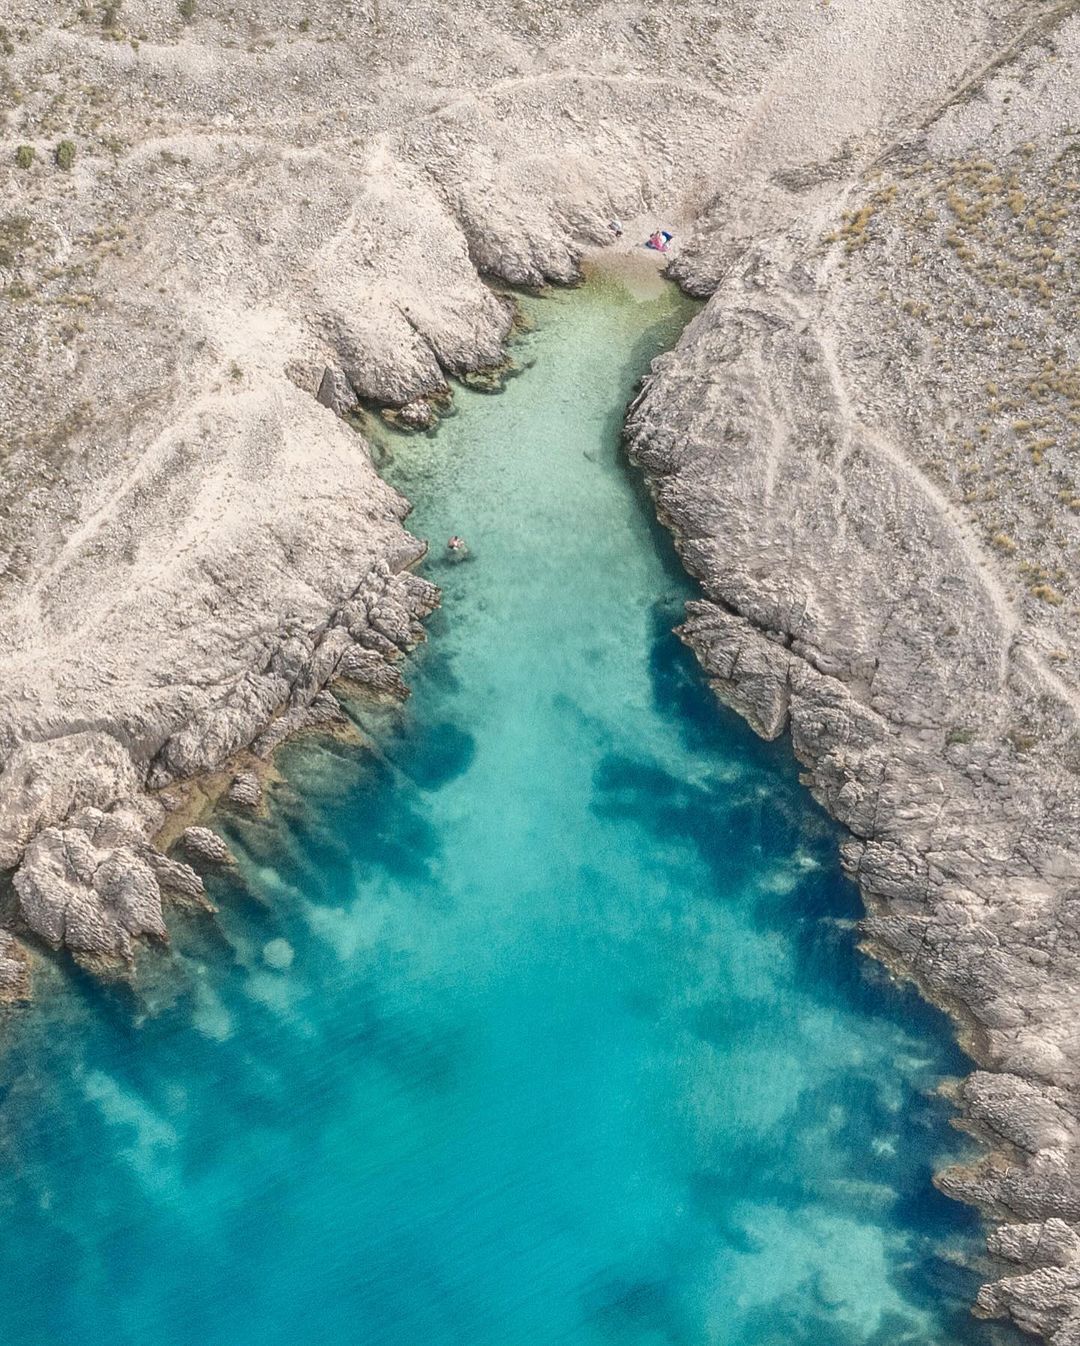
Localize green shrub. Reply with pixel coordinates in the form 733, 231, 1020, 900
178, 0, 196, 20
55, 139, 76, 171
0, 212, 31, 268
14, 144, 34, 169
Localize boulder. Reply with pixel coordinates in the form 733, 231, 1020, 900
180, 826, 234, 866
227, 771, 263, 809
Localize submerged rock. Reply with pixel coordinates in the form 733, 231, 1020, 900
261, 938, 295, 971
393, 399, 436, 430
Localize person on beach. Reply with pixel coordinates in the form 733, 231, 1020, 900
645, 229, 673, 252
608, 218, 623, 238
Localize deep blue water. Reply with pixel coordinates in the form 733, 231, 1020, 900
0, 272, 1015, 1346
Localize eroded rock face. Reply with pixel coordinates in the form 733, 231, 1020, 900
13, 807, 204, 963
977, 1259, 1080, 1345
0, 735, 142, 872
0, 932, 32, 1003
677, 603, 794, 741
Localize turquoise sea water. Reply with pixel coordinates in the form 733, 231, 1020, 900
0, 272, 1016, 1346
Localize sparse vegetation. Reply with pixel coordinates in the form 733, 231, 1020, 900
837, 144, 1080, 629
54, 139, 76, 171
0, 214, 32, 269
14, 145, 34, 169
825, 184, 898, 253
178, 0, 196, 21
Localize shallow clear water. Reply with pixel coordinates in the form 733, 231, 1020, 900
0, 272, 1015, 1346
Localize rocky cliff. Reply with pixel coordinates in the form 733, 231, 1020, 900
627, 9, 1080, 1340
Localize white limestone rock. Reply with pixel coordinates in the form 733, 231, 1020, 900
13, 808, 205, 963
227, 772, 263, 810
180, 827, 234, 867
0, 734, 142, 871
625, 17, 1080, 1334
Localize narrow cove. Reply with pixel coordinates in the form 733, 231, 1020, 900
0, 270, 1018, 1346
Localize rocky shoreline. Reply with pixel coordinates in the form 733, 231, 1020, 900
4, 0, 1080, 1339
0, 545, 439, 984
623, 16, 1080, 1333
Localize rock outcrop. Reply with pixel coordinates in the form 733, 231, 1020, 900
226, 772, 263, 810
13, 805, 204, 967
0, 734, 143, 872
0, 551, 439, 969
179, 826, 234, 867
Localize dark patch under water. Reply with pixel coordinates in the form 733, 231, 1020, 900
0, 275, 1021, 1346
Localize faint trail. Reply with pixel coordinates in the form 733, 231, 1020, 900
870, 0, 1080, 169
779, 287, 1080, 724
